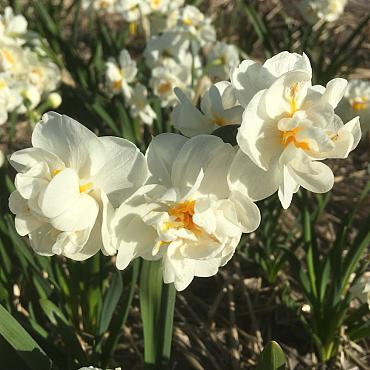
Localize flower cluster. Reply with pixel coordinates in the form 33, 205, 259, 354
0, 7, 61, 126
103, 2, 239, 125
9, 52, 362, 291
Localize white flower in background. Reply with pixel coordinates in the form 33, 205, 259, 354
350, 272, 370, 310
82, 0, 118, 13
300, 0, 348, 23
17, 84, 41, 113
173, 81, 243, 137
174, 5, 216, 48
150, 60, 192, 107
0, 72, 22, 124
228, 52, 361, 209
0, 7, 28, 45
129, 83, 157, 125
118, 0, 151, 22
27, 52, 61, 95
144, 31, 189, 69
0, 43, 27, 74
207, 42, 240, 81
9, 112, 148, 260
102, 134, 260, 291
337, 79, 370, 134
105, 49, 137, 98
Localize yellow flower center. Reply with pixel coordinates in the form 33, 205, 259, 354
51, 169, 93, 193
79, 182, 93, 193
165, 200, 202, 235
129, 22, 137, 36
213, 115, 227, 126
158, 81, 172, 95
351, 97, 368, 111
99, 0, 110, 9
113, 79, 122, 91
151, 0, 161, 9
0, 80, 6, 89
2, 48, 15, 65
183, 17, 193, 26
288, 82, 300, 116
281, 127, 310, 151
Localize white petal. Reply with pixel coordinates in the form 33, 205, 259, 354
172, 88, 213, 137
146, 133, 187, 187
230, 59, 274, 107
40, 168, 80, 218
171, 135, 230, 197
263, 51, 312, 77
93, 136, 148, 207
229, 190, 261, 232
9, 147, 63, 173
116, 216, 158, 270
50, 194, 98, 232
29, 224, 57, 256
278, 165, 299, 209
321, 78, 347, 109
32, 112, 104, 178
237, 90, 282, 170
228, 150, 280, 201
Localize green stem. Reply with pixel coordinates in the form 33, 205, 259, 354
140, 260, 176, 369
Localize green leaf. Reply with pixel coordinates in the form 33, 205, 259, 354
97, 270, 123, 336
257, 341, 286, 370
0, 304, 52, 370
140, 259, 164, 366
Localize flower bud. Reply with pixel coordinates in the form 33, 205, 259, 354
48, 92, 62, 108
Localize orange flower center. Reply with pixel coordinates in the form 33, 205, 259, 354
166, 200, 202, 235
158, 81, 172, 95
281, 127, 310, 151
351, 98, 368, 111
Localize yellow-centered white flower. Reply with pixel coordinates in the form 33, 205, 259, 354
228, 51, 361, 209
337, 79, 370, 134
300, 0, 348, 23
128, 83, 157, 125
105, 49, 137, 98
207, 41, 240, 81
173, 81, 243, 137
9, 112, 148, 260
102, 134, 260, 291
0, 7, 28, 45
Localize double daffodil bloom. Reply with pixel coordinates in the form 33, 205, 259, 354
228, 52, 361, 208
9, 112, 148, 260
102, 134, 260, 290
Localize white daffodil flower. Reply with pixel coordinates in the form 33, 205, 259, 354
228, 56, 361, 209
207, 42, 240, 81
102, 134, 260, 291
150, 60, 192, 107
82, 0, 118, 13
9, 112, 148, 260
173, 81, 243, 137
0, 43, 27, 74
300, 0, 348, 23
337, 79, 370, 134
105, 49, 137, 98
0, 7, 28, 45
0, 72, 22, 124
144, 31, 189, 69
173, 5, 216, 49
230, 51, 312, 108
118, 0, 151, 22
128, 83, 157, 125
27, 51, 61, 95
